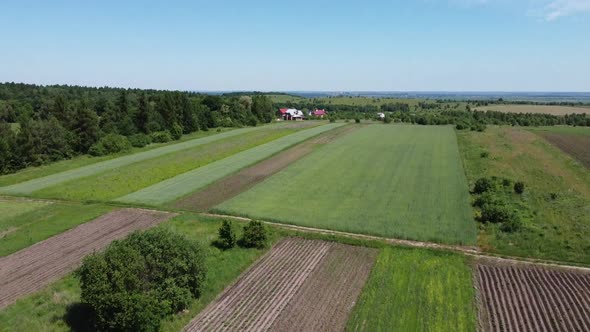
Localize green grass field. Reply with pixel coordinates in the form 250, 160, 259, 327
346, 247, 476, 332
0, 199, 49, 224
116, 123, 344, 206
457, 126, 590, 264
217, 124, 476, 245
0, 202, 113, 257
33, 127, 301, 201
0, 215, 279, 332
0, 126, 271, 196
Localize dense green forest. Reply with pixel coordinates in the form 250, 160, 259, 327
0, 83, 274, 174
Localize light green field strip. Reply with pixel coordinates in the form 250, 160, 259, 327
217, 125, 476, 245
0, 126, 269, 196
116, 123, 344, 206
346, 247, 476, 331
0, 200, 49, 225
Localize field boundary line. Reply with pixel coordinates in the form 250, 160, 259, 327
201, 213, 590, 272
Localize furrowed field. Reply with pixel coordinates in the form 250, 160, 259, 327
347, 247, 476, 332
217, 124, 476, 245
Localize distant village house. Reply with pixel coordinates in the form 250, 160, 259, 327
279, 108, 305, 121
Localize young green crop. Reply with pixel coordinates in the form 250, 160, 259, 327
217, 124, 476, 245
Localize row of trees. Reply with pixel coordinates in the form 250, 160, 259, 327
0, 83, 274, 174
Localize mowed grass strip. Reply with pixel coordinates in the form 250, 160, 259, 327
0, 202, 113, 257
0, 199, 49, 224
34, 127, 300, 201
116, 123, 344, 206
346, 247, 476, 332
217, 125, 476, 245
0, 126, 268, 195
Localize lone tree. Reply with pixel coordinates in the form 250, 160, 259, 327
77, 228, 207, 332
240, 220, 268, 249
514, 181, 525, 194
217, 220, 237, 249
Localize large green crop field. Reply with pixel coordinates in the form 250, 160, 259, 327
116, 123, 344, 206
217, 124, 476, 244
346, 247, 476, 332
32, 127, 301, 201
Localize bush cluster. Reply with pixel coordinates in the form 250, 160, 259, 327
470, 176, 527, 233
77, 228, 207, 331
88, 134, 131, 156
216, 220, 268, 250
150, 130, 172, 143
128, 133, 152, 148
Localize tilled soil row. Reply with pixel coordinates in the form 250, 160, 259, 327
173, 124, 361, 212
269, 243, 377, 332
476, 258, 590, 332
0, 208, 174, 309
540, 133, 590, 169
185, 238, 376, 332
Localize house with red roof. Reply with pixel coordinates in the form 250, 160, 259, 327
312, 109, 327, 118
278, 108, 304, 121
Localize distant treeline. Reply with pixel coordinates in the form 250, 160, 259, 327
0, 83, 274, 174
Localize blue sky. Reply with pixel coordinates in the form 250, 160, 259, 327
0, 0, 588, 91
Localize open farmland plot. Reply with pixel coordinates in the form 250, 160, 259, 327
0, 125, 274, 196
173, 124, 362, 212
117, 123, 344, 206
473, 104, 590, 115
532, 128, 590, 169
218, 125, 476, 245
185, 238, 376, 332
0, 208, 174, 309
476, 259, 590, 332
347, 247, 476, 332
33, 125, 306, 201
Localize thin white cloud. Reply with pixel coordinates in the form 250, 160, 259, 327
542, 0, 590, 20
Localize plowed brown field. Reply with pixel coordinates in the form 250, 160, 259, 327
476, 259, 590, 332
0, 208, 174, 309
541, 133, 590, 169
184, 238, 376, 332
173, 125, 361, 212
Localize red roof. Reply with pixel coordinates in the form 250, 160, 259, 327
279, 108, 288, 114
313, 109, 327, 116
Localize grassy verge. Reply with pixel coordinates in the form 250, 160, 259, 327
346, 247, 476, 332
0, 202, 113, 257
0, 215, 281, 331
116, 123, 344, 206
457, 126, 590, 264
0, 128, 238, 188
35, 128, 299, 201
217, 125, 476, 245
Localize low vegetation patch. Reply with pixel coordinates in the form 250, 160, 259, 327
77, 228, 207, 331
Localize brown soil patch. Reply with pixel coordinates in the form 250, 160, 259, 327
269, 244, 376, 332
184, 238, 376, 332
173, 124, 361, 212
0, 208, 175, 309
541, 133, 590, 169
475, 258, 590, 332
474, 105, 590, 116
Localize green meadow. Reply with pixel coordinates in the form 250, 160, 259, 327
217, 124, 476, 245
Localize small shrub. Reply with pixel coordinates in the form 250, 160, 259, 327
88, 134, 131, 156
473, 192, 497, 208
500, 215, 522, 233
514, 181, 525, 194
473, 177, 493, 194
151, 131, 172, 143
344, 119, 350, 123
502, 178, 512, 188
216, 220, 236, 249
480, 151, 489, 158
240, 220, 267, 249
455, 123, 467, 130
77, 228, 206, 331
383, 115, 392, 124
550, 192, 558, 200
329, 118, 336, 123
170, 123, 183, 140
355, 118, 361, 123
128, 133, 151, 148
480, 202, 513, 224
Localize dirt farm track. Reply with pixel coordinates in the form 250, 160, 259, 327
0, 208, 174, 309
185, 238, 376, 332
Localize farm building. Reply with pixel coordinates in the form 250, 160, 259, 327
308, 109, 327, 118
279, 108, 305, 121
377, 112, 385, 119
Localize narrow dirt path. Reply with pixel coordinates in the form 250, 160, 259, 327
201, 212, 590, 272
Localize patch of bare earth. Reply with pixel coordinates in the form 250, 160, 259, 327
474, 105, 590, 116
173, 125, 361, 212
475, 258, 590, 332
541, 133, 590, 169
184, 238, 376, 332
0, 208, 175, 309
